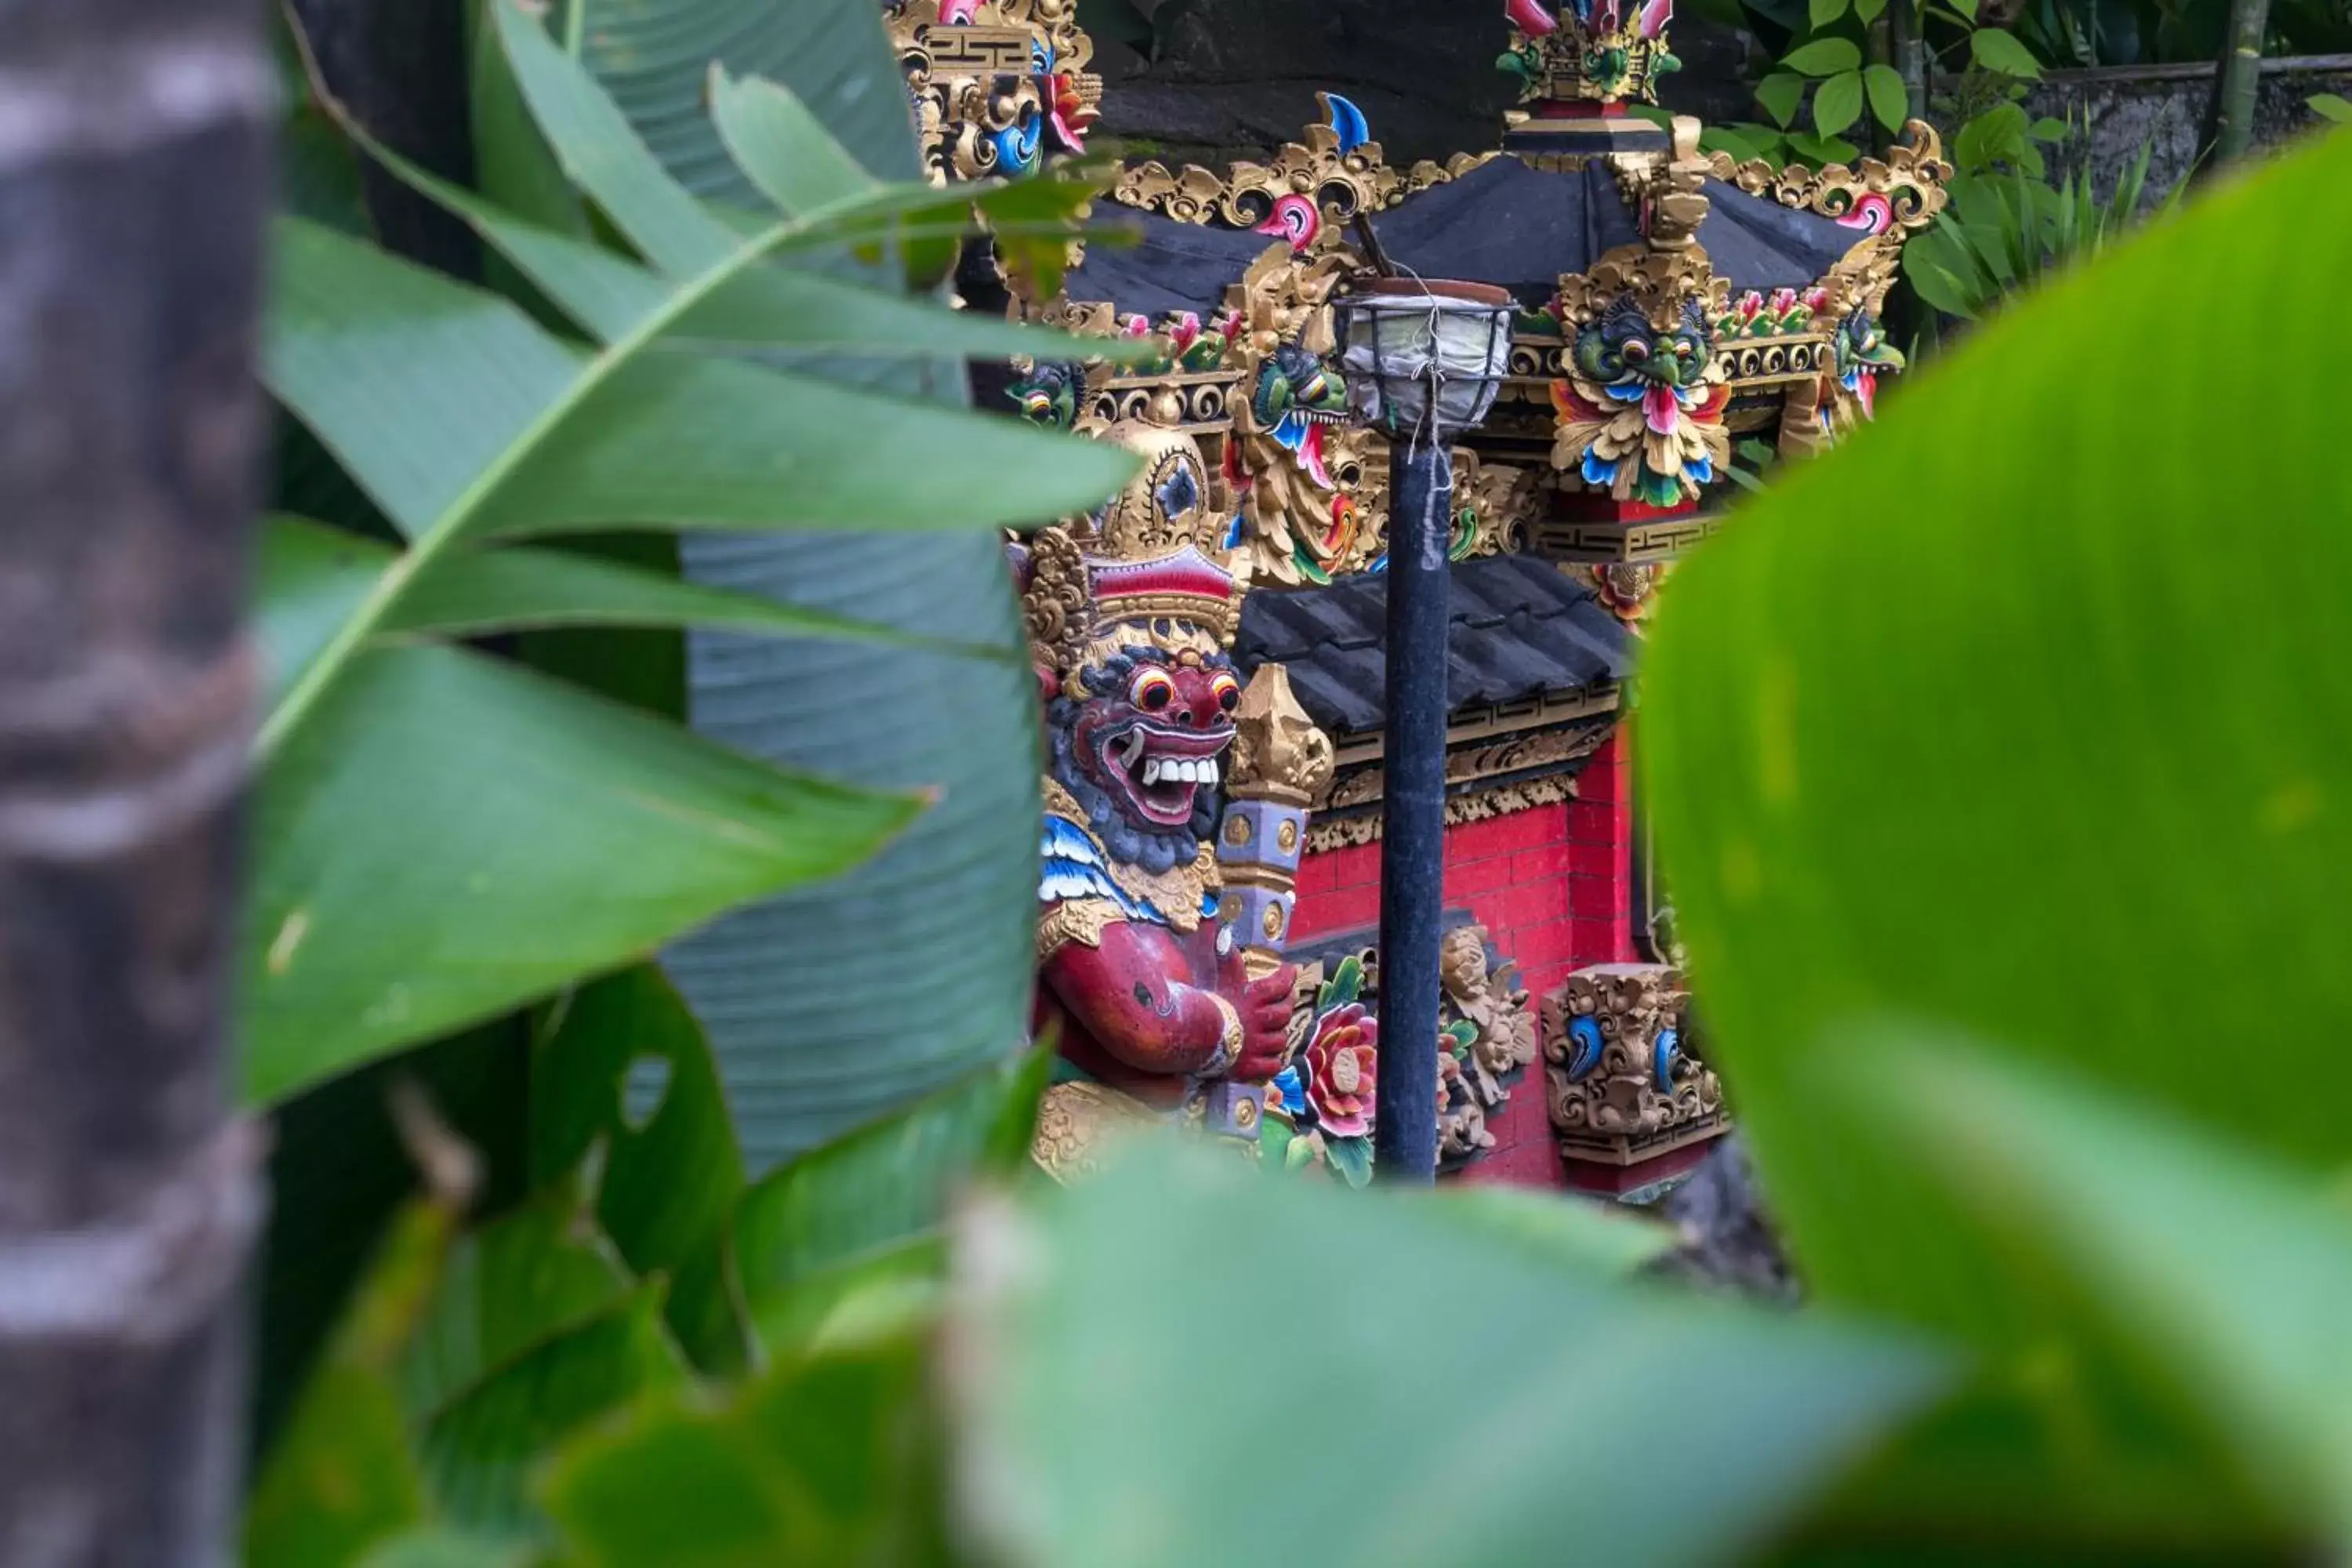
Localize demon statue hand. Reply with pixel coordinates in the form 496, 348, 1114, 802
1018, 421, 1303, 1180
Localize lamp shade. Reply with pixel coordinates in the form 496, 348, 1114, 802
1333, 279, 1516, 440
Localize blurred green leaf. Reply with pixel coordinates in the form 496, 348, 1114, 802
1970, 26, 2046, 75
1421, 1183, 1680, 1275
1874, 1043, 2352, 1540
2312, 92, 2352, 123
1856, 0, 1889, 22
354, 1529, 528, 1568
1811, 0, 1853, 25
1641, 123, 2352, 1537
530, 966, 752, 1369
1815, 69, 1866, 135
264, 219, 1135, 550
955, 1142, 1949, 1568
1784, 37, 1864, 74
241, 644, 920, 1102
729, 1051, 1046, 1354
260, 517, 940, 709
419, 1287, 690, 1534
397, 1181, 634, 1425
248, 1205, 456, 1568
706, 65, 875, 216
602, 0, 1056, 1172
543, 1335, 952, 1566
1788, 129, 1863, 163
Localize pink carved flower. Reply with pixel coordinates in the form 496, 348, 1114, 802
1730, 290, 1764, 325
1802, 286, 1832, 316
1165, 311, 1203, 354
1305, 1004, 1380, 1139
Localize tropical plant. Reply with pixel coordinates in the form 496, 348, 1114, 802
1903, 136, 2183, 317
246, 0, 1136, 1466
244, 9, 2352, 1551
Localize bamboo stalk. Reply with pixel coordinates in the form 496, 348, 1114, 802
0, 1, 272, 1562
2209, 0, 2274, 165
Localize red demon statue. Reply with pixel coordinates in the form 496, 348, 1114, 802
1016, 422, 1302, 1177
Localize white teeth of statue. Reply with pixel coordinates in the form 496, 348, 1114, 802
1142, 760, 1162, 785
1204, 761, 1220, 785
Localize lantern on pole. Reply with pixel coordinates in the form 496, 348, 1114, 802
1329, 276, 1516, 1184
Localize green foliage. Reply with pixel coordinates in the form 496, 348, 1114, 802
249, 0, 1134, 1105
250, 5, 2352, 1568
952, 1146, 1949, 1568
2313, 92, 2352, 123
568, 0, 1076, 1172
1641, 126, 2352, 1548
1905, 141, 2177, 319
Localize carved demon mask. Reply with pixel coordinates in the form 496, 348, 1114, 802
1021, 423, 1243, 875
1574, 293, 1714, 392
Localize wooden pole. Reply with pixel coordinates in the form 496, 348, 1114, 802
0, 1, 271, 1562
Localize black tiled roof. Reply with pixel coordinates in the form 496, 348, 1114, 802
1235, 554, 1628, 735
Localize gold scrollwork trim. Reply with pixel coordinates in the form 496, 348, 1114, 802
1305, 772, 1584, 855
1703, 120, 1952, 235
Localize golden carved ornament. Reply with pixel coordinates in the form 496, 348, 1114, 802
1541, 964, 1726, 1163
1029, 1079, 1156, 1184
1093, 420, 1227, 557
1305, 773, 1582, 853
1559, 238, 1730, 337
1224, 242, 1384, 586
1443, 924, 1537, 1098
1226, 664, 1337, 809
1109, 94, 1489, 245
1020, 524, 1090, 676
1704, 120, 1952, 236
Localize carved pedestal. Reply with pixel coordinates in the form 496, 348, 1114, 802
1542, 964, 1727, 1200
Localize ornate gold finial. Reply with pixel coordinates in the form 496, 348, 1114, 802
1227, 664, 1337, 809
1217, 665, 1334, 979
1648, 114, 1714, 249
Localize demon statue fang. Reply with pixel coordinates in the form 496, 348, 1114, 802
1020, 422, 1302, 1181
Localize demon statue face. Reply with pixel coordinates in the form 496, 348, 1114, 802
1825, 303, 1902, 426
1552, 274, 1730, 508
1018, 422, 1301, 1176
1228, 244, 1377, 585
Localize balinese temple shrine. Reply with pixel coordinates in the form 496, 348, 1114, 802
885, 0, 1947, 1199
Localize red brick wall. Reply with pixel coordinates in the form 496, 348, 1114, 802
1290, 727, 1638, 993
1288, 727, 1639, 1189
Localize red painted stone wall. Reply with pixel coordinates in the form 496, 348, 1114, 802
1288, 727, 1641, 1185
